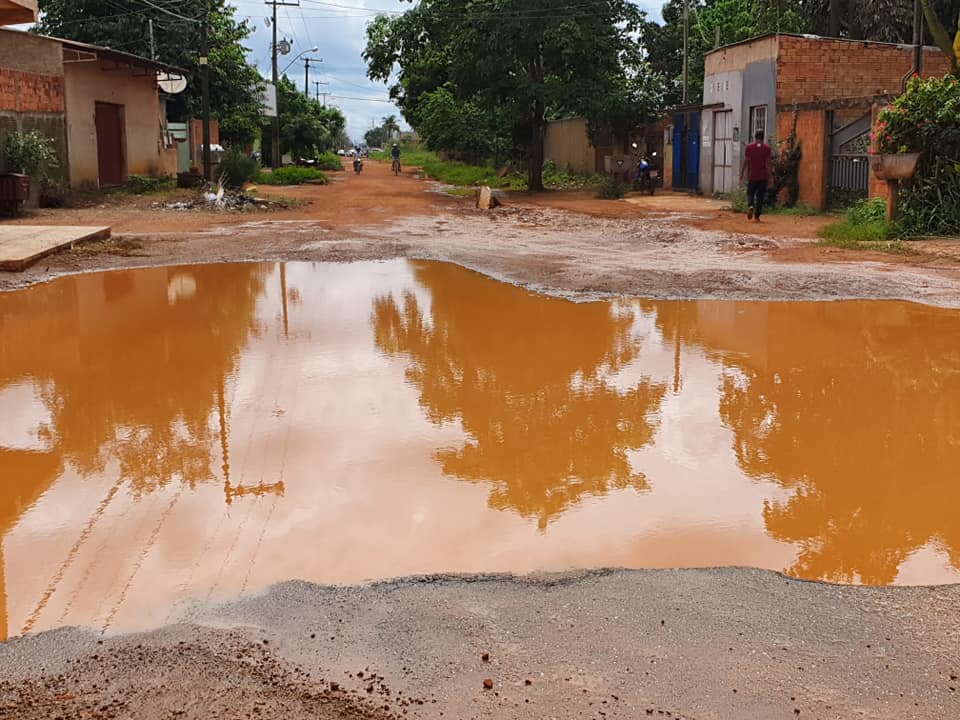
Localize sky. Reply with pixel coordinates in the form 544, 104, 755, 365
229, 0, 665, 144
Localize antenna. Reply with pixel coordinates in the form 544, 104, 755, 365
157, 72, 188, 94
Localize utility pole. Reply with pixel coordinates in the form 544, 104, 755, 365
911, 0, 924, 78
682, 0, 689, 104
266, 0, 299, 167
313, 80, 329, 104
200, 2, 211, 180
303, 57, 318, 97
148, 18, 156, 60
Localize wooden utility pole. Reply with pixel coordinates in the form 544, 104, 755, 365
200, 3, 211, 180
682, 0, 689, 104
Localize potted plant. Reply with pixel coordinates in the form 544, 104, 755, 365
868, 113, 919, 180
1, 130, 59, 211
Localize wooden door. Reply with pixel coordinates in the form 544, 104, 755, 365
94, 102, 126, 187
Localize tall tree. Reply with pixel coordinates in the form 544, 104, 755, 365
268, 76, 346, 158
35, 0, 265, 144
364, 0, 664, 190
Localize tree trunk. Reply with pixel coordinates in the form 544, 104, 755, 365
919, 0, 960, 75
828, 0, 840, 38
528, 116, 545, 192
527, 52, 546, 192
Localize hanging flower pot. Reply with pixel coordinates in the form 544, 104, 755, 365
868, 152, 920, 180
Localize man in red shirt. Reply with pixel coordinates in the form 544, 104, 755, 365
740, 130, 773, 221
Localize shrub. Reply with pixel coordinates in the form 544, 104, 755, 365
874, 75, 960, 236
254, 166, 328, 185
125, 174, 175, 193
596, 176, 627, 199
314, 152, 344, 171
2, 130, 58, 177
846, 197, 887, 225
220, 146, 260, 188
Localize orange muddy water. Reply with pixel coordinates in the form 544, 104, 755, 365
2, 259, 960, 640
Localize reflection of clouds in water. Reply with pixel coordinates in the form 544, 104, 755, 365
166, 273, 197, 305
0, 381, 54, 452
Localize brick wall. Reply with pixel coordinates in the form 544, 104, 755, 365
776, 36, 952, 107
778, 109, 829, 210
0, 68, 64, 113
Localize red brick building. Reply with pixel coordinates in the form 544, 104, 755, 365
697, 34, 952, 208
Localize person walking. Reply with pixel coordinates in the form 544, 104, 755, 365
740, 130, 773, 221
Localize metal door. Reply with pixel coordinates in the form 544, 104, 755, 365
712, 110, 735, 194
686, 111, 700, 190
672, 115, 684, 189
95, 102, 126, 187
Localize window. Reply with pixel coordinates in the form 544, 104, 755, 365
750, 106, 767, 139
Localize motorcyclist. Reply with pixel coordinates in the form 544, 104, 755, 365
352, 146, 363, 173
390, 143, 401, 174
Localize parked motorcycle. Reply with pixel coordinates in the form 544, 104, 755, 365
631, 148, 658, 195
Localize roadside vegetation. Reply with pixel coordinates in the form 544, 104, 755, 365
371, 144, 601, 191
818, 198, 915, 253
254, 167, 328, 186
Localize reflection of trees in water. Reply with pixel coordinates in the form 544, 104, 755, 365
372, 261, 667, 529
711, 302, 960, 584
0, 263, 267, 501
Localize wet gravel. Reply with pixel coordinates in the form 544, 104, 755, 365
2, 569, 958, 719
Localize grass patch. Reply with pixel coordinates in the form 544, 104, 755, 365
254, 167, 328, 185
372, 144, 597, 190
818, 198, 917, 254
727, 186, 818, 215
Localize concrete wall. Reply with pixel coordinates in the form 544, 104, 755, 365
0, 29, 67, 178
63, 60, 173, 188
700, 57, 776, 195
544, 117, 596, 175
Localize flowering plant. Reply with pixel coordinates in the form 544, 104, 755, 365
872, 75, 960, 156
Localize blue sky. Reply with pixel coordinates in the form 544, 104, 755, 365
230, 0, 665, 143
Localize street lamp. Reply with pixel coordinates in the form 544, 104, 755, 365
280, 47, 319, 75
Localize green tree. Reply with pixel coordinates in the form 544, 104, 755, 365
364, 126, 387, 148
364, 0, 664, 190
269, 76, 346, 158
36, 0, 264, 145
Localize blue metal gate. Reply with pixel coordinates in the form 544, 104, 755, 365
672, 112, 701, 191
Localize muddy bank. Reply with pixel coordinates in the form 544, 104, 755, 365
1, 568, 958, 720
3, 204, 960, 307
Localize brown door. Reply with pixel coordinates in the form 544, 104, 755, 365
94, 102, 126, 187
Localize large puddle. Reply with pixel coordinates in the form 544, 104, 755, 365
2, 259, 959, 639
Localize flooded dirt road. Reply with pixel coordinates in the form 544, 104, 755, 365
3, 259, 960, 644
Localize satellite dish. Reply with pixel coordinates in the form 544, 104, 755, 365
157, 73, 188, 94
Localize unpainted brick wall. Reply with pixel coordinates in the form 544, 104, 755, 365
0, 68, 64, 113
776, 37, 953, 107
778, 109, 828, 210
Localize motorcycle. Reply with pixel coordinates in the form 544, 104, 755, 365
353, 156, 363, 174
630, 144, 658, 195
